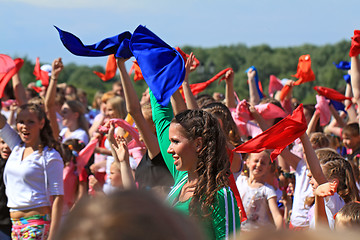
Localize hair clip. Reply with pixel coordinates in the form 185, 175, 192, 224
72, 150, 79, 157
68, 144, 73, 151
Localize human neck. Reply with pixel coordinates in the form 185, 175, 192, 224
25, 140, 41, 151
248, 174, 265, 184
67, 121, 79, 132
187, 171, 199, 183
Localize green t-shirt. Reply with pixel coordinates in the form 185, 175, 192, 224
150, 92, 240, 239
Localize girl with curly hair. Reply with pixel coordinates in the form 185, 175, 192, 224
150, 91, 240, 240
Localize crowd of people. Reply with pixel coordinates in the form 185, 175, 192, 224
1, 28, 360, 240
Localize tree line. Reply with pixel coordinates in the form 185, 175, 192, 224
14, 39, 351, 104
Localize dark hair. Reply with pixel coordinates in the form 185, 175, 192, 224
17, 103, 59, 153
172, 109, 230, 217
195, 94, 216, 108
202, 102, 243, 147
343, 123, 359, 137
61, 139, 86, 166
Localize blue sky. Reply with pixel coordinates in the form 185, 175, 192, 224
1, 0, 359, 67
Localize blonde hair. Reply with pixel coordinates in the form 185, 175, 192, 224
107, 96, 127, 119
101, 91, 116, 103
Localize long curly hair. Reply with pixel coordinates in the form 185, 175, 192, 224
172, 109, 231, 217
17, 103, 60, 153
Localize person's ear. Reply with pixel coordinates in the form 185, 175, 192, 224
195, 137, 203, 153
40, 118, 45, 130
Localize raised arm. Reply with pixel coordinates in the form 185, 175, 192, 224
306, 110, 320, 135
300, 133, 327, 185
170, 89, 187, 116
248, 69, 260, 105
351, 56, 360, 116
344, 80, 357, 123
111, 132, 136, 189
117, 58, 160, 159
181, 53, 198, 110
12, 73, 27, 106
45, 58, 63, 139
313, 180, 338, 228
329, 104, 346, 128
150, 91, 178, 178
225, 69, 237, 109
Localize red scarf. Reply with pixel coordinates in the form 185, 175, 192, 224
33, 57, 50, 87
0, 56, 24, 98
93, 54, 117, 81
233, 104, 307, 161
179, 68, 232, 97
280, 55, 315, 101
350, 30, 360, 57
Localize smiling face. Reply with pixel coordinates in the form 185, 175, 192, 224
342, 133, 360, 150
16, 109, 44, 148
0, 138, 11, 160
246, 152, 271, 179
167, 123, 198, 172
105, 101, 116, 119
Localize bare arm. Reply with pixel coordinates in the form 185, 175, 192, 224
112, 133, 136, 189
313, 180, 338, 228
45, 58, 63, 140
181, 52, 199, 110
88, 114, 106, 138
306, 110, 320, 135
48, 195, 63, 240
300, 133, 327, 185
268, 196, 283, 229
248, 69, 260, 105
117, 58, 160, 159
329, 104, 346, 128
12, 73, 27, 106
171, 89, 187, 116
225, 69, 237, 109
249, 105, 270, 131
351, 56, 360, 107
345, 81, 357, 123
323, 117, 342, 137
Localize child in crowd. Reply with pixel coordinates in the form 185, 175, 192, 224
342, 123, 360, 162
236, 151, 283, 231
335, 201, 360, 230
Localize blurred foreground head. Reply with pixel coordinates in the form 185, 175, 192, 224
55, 190, 205, 240
237, 228, 359, 240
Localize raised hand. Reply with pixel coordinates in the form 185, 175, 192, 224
224, 69, 234, 84
112, 136, 129, 164
107, 121, 117, 148
247, 68, 256, 80
184, 52, 196, 83
51, 58, 64, 80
